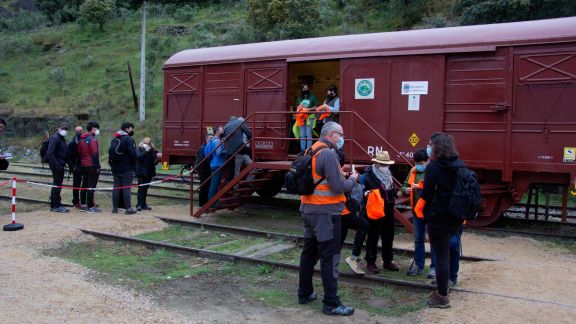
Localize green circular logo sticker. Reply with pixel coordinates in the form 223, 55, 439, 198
357, 80, 373, 97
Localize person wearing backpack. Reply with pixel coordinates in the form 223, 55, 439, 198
46, 124, 70, 213
298, 122, 358, 316
78, 121, 101, 213
414, 132, 467, 309
135, 137, 158, 211
196, 133, 213, 206
67, 126, 83, 208
360, 151, 399, 274
109, 122, 138, 215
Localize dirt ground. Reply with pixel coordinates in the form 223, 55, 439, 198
1, 205, 575, 323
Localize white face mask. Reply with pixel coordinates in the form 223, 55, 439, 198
94, 129, 100, 136
142, 143, 150, 150
58, 129, 68, 137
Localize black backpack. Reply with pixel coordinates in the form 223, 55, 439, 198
447, 166, 482, 221
40, 136, 50, 164
285, 144, 327, 195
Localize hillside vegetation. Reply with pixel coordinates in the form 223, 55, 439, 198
0, 0, 574, 157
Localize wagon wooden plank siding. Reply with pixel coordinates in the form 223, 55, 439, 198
161, 17, 576, 226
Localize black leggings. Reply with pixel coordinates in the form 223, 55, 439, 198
365, 205, 395, 264
428, 222, 460, 296
340, 213, 369, 257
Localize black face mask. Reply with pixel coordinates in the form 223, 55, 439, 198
219, 133, 224, 139
129, 130, 134, 137
302, 90, 310, 97
326, 93, 335, 100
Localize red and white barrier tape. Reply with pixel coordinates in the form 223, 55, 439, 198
11, 178, 17, 224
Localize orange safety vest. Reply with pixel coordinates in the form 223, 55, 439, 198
366, 189, 385, 220
407, 168, 424, 208
295, 105, 310, 127
300, 142, 347, 206
317, 105, 331, 121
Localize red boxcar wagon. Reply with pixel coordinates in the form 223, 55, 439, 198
162, 17, 576, 228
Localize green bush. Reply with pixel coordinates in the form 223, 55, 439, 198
174, 4, 198, 22
79, 0, 116, 29
0, 88, 9, 103
0, 11, 50, 32
48, 66, 66, 92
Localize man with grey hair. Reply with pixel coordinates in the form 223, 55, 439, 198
298, 121, 358, 316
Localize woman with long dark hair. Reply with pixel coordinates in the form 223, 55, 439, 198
415, 132, 465, 308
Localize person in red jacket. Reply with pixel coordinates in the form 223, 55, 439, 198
78, 121, 101, 213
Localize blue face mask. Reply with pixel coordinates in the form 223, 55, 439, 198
426, 145, 432, 157
415, 164, 426, 173
336, 136, 344, 149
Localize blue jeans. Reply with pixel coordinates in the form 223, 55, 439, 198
413, 215, 432, 269
429, 226, 463, 282
208, 167, 223, 200
299, 124, 312, 152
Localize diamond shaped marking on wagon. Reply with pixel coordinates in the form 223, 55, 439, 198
409, 133, 420, 147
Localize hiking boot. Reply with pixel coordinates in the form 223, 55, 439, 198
406, 261, 423, 276
298, 292, 317, 305
383, 261, 400, 272
345, 256, 365, 275
142, 206, 152, 210
125, 208, 137, 215
51, 206, 70, 213
112, 208, 118, 214
87, 207, 102, 213
366, 263, 380, 274
79, 205, 89, 211
322, 304, 354, 316
426, 291, 450, 309
427, 268, 436, 279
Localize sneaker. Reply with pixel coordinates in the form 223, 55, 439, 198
322, 304, 354, 316
383, 261, 400, 272
406, 261, 424, 276
142, 206, 152, 210
112, 208, 118, 214
298, 292, 317, 305
87, 207, 102, 213
427, 268, 436, 279
136, 205, 142, 211
79, 205, 89, 211
426, 291, 450, 309
125, 208, 137, 215
51, 206, 70, 213
366, 263, 380, 274
73, 203, 82, 209
345, 256, 365, 275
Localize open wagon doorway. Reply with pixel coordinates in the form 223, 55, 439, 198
287, 60, 341, 155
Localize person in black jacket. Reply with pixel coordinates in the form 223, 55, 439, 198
46, 124, 70, 213
195, 133, 213, 207
415, 132, 465, 309
135, 137, 158, 211
223, 116, 252, 181
68, 126, 83, 208
109, 122, 138, 214
360, 151, 399, 274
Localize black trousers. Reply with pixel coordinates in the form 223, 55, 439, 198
198, 169, 211, 207
340, 212, 369, 257
365, 205, 395, 264
137, 175, 152, 208
50, 168, 64, 208
298, 213, 341, 307
72, 169, 82, 205
80, 166, 99, 208
113, 171, 134, 210
428, 221, 461, 296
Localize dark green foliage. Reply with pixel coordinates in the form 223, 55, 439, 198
386, 0, 429, 30
34, 0, 84, 24
453, 0, 576, 25
247, 0, 324, 40
79, 0, 115, 29
0, 10, 49, 31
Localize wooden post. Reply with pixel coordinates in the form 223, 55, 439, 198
562, 186, 568, 224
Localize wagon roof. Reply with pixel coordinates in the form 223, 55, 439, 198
164, 17, 576, 68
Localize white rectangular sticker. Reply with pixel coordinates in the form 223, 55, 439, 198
355, 78, 375, 99
408, 95, 420, 111
564, 147, 575, 162
402, 81, 428, 95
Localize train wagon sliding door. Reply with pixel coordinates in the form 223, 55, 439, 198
244, 61, 287, 160
388, 55, 445, 163
444, 49, 511, 174
202, 63, 244, 136
512, 45, 576, 182
340, 58, 391, 163
163, 68, 202, 164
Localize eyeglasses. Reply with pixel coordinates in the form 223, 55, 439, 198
334, 132, 344, 137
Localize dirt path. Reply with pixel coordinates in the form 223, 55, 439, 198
1, 206, 575, 323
